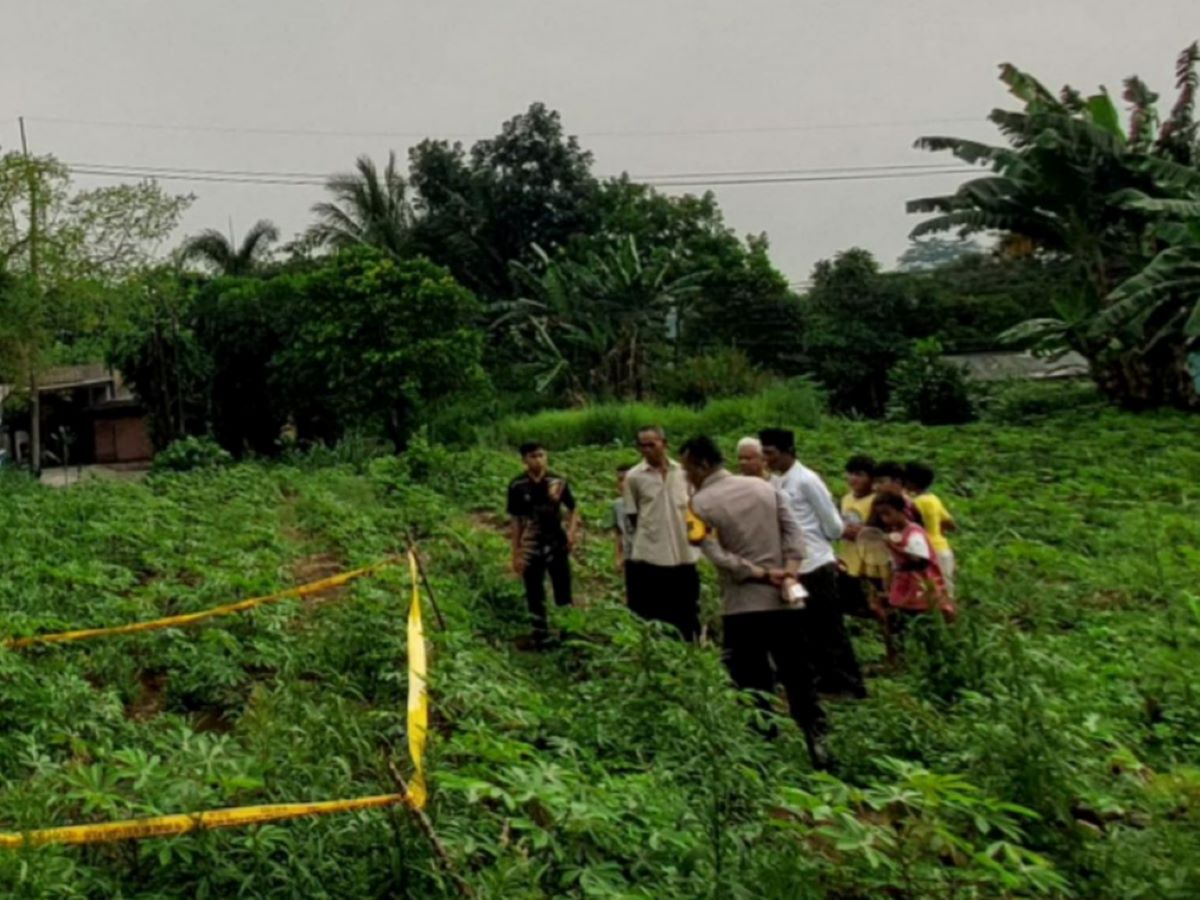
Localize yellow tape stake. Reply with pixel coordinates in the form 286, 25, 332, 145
4, 558, 399, 650
406, 549, 429, 810
0, 794, 410, 848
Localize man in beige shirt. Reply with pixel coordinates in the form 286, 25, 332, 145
681, 435, 830, 769
621, 425, 702, 641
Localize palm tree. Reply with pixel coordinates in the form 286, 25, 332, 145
181, 219, 279, 276
308, 152, 414, 258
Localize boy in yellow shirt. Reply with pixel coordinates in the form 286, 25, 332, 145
839, 455, 886, 582
839, 455, 898, 664
904, 462, 958, 597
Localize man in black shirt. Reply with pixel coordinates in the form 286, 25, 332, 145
507, 442, 579, 645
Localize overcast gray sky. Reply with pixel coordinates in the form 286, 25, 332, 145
3, 1, 1197, 284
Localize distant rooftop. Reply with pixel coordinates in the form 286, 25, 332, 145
1, 364, 134, 400
946, 351, 1089, 382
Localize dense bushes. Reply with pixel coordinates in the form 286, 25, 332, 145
115, 248, 488, 456
977, 378, 1105, 424
891, 254, 1073, 354
151, 436, 232, 473
652, 348, 773, 406
793, 248, 1078, 420
494, 378, 823, 449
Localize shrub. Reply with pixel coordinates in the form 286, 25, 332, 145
493, 379, 822, 450
979, 378, 1104, 425
654, 349, 773, 407
279, 430, 391, 473
151, 436, 233, 473
425, 390, 503, 449
888, 338, 975, 425
772, 761, 1067, 897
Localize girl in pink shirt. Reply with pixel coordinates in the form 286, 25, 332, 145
873, 492, 955, 618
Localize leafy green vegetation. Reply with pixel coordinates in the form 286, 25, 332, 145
493, 379, 822, 450
910, 43, 1200, 410
1, 391, 1197, 896
1, 42, 1198, 896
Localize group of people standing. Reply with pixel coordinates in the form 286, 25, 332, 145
506, 426, 958, 769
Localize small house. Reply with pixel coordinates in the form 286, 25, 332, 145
0, 364, 152, 467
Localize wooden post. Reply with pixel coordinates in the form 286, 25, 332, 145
406, 532, 447, 631
19, 117, 41, 475
385, 758, 473, 897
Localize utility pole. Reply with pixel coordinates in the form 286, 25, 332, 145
19, 116, 42, 476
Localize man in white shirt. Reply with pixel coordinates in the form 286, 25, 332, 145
622, 425, 702, 641
760, 428, 866, 699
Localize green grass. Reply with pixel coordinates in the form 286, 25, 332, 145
1, 391, 1198, 897
492, 377, 823, 449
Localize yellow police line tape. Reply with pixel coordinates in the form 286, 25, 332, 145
0, 551, 429, 847
0, 794, 412, 848
404, 549, 429, 810
3, 557, 401, 650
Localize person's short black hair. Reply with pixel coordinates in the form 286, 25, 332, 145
679, 435, 723, 467
758, 428, 796, 454
905, 461, 935, 492
874, 491, 908, 513
875, 460, 904, 481
846, 454, 876, 476
519, 441, 544, 457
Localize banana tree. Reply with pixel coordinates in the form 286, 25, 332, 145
498, 236, 705, 401
909, 44, 1200, 408
1098, 157, 1200, 403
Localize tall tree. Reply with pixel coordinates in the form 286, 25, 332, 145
565, 178, 802, 373
309, 152, 414, 258
274, 248, 488, 450
800, 248, 915, 417
180, 219, 279, 276
408, 103, 599, 300
0, 153, 190, 467
108, 268, 211, 448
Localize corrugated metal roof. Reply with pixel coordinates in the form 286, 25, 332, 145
945, 351, 1089, 382
38, 364, 115, 389
1, 364, 123, 395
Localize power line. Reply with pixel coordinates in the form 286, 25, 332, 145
632, 162, 972, 180
27, 112, 986, 141
66, 159, 969, 182
64, 161, 973, 189
644, 168, 970, 187
63, 161, 332, 180
68, 167, 325, 186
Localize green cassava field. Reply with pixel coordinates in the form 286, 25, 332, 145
1, 385, 1199, 898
